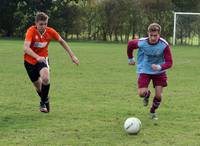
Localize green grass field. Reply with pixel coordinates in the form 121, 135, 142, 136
0, 39, 200, 146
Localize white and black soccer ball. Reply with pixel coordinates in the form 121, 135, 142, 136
124, 117, 142, 134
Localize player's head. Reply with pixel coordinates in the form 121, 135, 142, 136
35, 12, 49, 33
148, 23, 161, 44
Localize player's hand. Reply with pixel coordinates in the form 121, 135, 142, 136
36, 56, 46, 63
128, 58, 135, 65
151, 64, 161, 71
128, 61, 135, 65
71, 55, 79, 65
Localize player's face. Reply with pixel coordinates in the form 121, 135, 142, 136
36, 20, 48, 33
148, 31, 160, 44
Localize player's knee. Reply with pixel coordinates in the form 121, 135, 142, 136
138, 91, 146, 97
41, 76, 50, 85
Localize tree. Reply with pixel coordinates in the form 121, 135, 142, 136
0, 0, 20, 36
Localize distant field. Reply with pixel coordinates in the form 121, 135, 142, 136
0, 39, 200, 146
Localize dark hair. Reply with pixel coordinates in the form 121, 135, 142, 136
148, 23, 161, 34
35, 12, 49, 22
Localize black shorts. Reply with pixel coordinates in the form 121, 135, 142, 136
24, 60, 49, 82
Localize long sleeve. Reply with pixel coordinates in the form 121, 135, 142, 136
127, 39, 139, 59
161, 45, 173, 70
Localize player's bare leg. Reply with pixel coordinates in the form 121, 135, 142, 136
39, 67, 50, 113
138, 88, 151, 106
33, 77, 42, 95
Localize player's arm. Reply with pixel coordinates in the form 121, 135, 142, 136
58, 37, 79, 65
50, 28, 79, 65
24, 41, 46, 62
161, 46, 173, 70
152, 46, 173, 71
127, 39, 139, 65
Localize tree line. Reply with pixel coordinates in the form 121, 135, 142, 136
0, 0, 200, 44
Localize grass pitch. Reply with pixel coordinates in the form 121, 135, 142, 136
0, 39, 200, 146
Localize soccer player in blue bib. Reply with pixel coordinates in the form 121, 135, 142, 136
127, 23, 173, 120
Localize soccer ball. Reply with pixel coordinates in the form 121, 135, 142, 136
124, 117, 142, 134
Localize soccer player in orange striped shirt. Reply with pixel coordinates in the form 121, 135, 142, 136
24, 12, 79, 113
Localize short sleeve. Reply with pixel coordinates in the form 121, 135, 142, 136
25, 27, 34, 41
49, 28, 60, 41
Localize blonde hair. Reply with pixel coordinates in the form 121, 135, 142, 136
148, 23, 161, 34
35, 12, 49, 22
